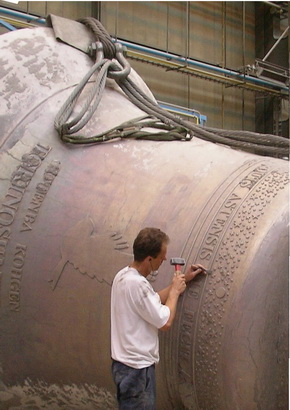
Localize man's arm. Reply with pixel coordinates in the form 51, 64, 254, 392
158, 273, 185, 331
158, 284, 172, 304
158, 265, 207, 331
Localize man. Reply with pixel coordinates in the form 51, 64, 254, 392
111, 227, 206, 409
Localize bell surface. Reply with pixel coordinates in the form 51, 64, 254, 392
0, 26, 288, 409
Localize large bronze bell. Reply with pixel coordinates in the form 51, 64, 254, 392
0, 23, 288, 409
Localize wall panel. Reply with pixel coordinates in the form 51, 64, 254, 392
1, 1, 95, 20
101, 1, 256, 131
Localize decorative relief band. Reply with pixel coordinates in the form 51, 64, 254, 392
194, 167, 288, 409
175, 161, 288, 409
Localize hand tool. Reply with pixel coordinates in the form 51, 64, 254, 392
170, 257, 186, 272
170, 258, 212, 275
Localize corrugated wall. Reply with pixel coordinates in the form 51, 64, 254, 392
101, 1, 256, 130
2, 1, 95, 20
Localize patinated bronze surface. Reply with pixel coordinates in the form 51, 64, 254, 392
0, 26, 288, 409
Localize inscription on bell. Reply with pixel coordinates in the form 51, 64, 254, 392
21, 160, 61, 232
239, 164, 268, 190
9, 243, 27, 311
199, 193, 241, 261
0, 144, 51, 268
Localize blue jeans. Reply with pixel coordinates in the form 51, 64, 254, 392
111, 360, 156, 409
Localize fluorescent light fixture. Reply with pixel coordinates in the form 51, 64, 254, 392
3, 0, 19, 4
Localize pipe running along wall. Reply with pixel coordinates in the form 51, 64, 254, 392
0, 26, 288, 409
0, 6, 288, 96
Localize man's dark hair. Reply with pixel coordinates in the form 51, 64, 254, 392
133, 227, 169, 262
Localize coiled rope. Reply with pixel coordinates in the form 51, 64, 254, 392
54, 17, 289, 158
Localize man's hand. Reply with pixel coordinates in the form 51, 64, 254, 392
171, 272, 186, 295
184, 264, 208, 283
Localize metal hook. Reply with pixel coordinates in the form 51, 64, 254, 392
88, 41, 104, 63
108, 43, 131, 80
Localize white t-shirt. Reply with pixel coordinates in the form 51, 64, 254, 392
111, 266, 170, 368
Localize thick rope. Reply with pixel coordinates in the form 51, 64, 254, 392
116, 77, 289, 156
55, 59, 115, 136
54, 17, 289, 158
78, 17, 116, 59
60, 116, 190, 144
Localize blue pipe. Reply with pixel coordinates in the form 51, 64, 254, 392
0, 18, 16, 31
158, 102, 207, 126
119, 40, 289, 93
0, 6, 287, 93
0, 7, 46, 25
